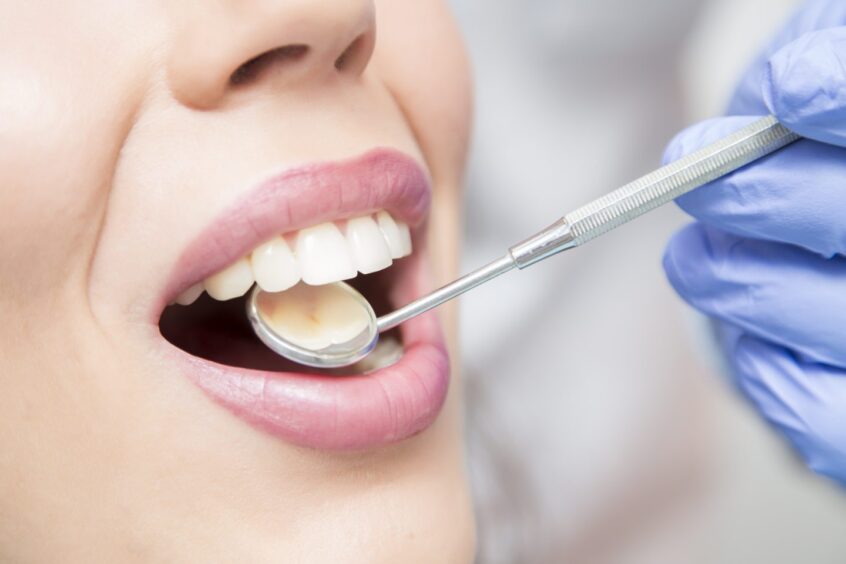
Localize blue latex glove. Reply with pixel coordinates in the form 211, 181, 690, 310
663, 0, 846, 486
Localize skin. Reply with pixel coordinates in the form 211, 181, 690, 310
0, 1, 474, 562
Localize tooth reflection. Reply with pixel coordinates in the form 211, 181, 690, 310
258, 282, 371, 351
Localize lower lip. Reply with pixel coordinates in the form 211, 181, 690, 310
165, 255, 450, 452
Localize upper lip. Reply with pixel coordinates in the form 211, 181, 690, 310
154, 148, 450, 452
156, 148, 431, 319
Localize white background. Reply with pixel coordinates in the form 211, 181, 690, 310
452, 0, 846, 562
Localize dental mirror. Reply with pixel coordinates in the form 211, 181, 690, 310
247, 282, 380, 369
248, 116, 800, 370
248, 252, 518, 369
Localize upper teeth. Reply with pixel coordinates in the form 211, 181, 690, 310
175, 210, 412, 305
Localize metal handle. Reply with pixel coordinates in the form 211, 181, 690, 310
375, 116, 801, 333
509, 115, 801, 268
376, 254, 515, 332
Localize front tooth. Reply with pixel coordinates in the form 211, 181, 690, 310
251, 236, 301, 292
345, 216, 393, 274
295, 222, 357, 285
376, 211, 412, 259
204, 257, 254, 301
175, 283, 204, 306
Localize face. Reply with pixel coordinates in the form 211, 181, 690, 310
0, 1, 474, 562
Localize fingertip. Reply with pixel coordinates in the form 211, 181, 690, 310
662, 223, 710, 298
728, 0, 846, 115
764, 28, 846, 146
673, 181, 718, 220
662, 225, 690, 287
727, 61, 771, 115
761, 39, 803, 128
663, 225, 761, 323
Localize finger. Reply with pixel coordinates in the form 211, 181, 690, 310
763, 26, 846, 145
664, 117, 846, 257
663, 224, 846, 367
730, 332, 846, 486
728, 0, 846, 115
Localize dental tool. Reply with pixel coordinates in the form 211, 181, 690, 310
248, 115, 800, 369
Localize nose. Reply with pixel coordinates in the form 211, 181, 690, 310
167, 0, 376, 109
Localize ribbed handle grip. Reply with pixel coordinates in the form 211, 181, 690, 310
565, 115, 800, 246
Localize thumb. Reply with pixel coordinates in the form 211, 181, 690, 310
765, 26, 846, 145
728, 0, 846, 115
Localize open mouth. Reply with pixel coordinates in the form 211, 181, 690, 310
155, 150, 450, 451
160, 210, 410, 375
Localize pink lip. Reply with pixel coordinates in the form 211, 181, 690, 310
159, 149, 431, 311
157, 149, 450, 451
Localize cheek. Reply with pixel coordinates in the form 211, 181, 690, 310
372, 0, 473, 190
0, 2, 154, 301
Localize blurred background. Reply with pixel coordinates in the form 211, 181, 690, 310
450, 0, 846, 562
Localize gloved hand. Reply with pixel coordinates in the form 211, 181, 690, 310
662, 0, 846, 486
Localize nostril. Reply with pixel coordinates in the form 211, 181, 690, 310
334, 33, 370, 73
230, 44, 309, 87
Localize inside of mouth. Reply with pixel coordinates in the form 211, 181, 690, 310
159, 268, 402, 375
